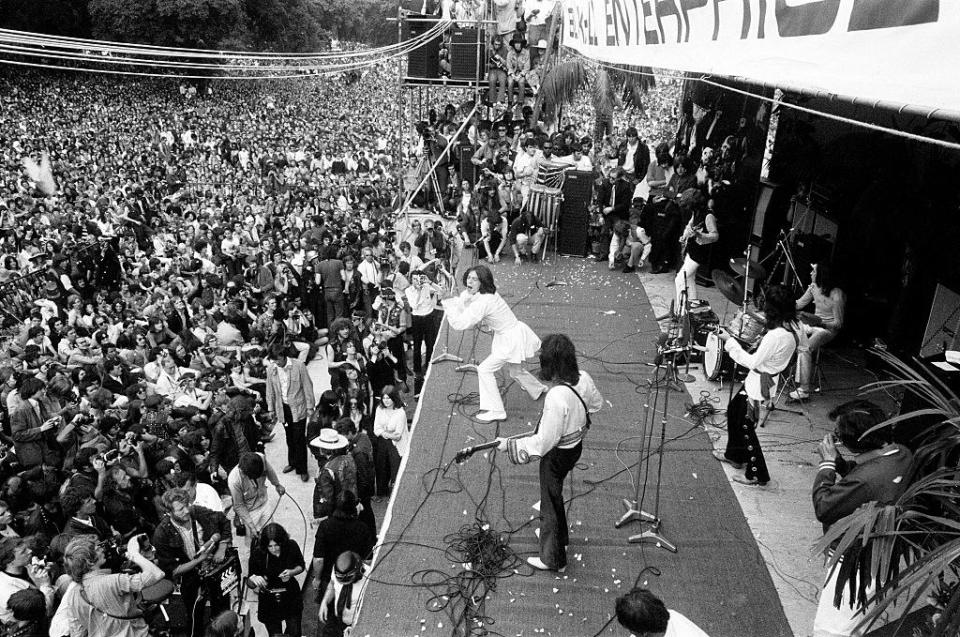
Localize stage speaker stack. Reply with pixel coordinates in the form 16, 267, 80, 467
450, 27, 485, 80
405, 15, 441, 79
558, 170, 594, 256
459, 144, 476, 185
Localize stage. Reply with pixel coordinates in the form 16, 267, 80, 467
351, 255, 792, 637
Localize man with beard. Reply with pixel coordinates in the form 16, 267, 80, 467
152, 488, 232, 637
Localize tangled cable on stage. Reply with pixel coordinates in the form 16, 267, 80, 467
412, 522, 526, 636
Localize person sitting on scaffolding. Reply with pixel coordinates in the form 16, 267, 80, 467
486, 34, 510, 110
506, 34, 531, 108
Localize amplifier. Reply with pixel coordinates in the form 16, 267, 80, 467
450, 28, 486, 80
558, 170, 594, 256
405, 16, 441, 79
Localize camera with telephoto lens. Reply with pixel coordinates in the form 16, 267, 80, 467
97, 448, 120, 465
99, 533, 152, 573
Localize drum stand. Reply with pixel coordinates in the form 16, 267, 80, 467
764, 229, 804, 291
615, 373, 678, 552
727, 248, 756, 405
676, 273, 695, 383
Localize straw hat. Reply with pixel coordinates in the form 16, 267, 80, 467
310, 428, 349, 451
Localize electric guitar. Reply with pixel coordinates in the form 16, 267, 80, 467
452, 440, 501, 464
680, 222, 706, 257
452, 432, 530, 464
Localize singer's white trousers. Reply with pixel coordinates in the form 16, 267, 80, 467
477, 356, 546, 416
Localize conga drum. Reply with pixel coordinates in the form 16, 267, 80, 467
528, 184, 562, 231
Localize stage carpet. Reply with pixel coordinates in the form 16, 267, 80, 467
352, 257, 793, 637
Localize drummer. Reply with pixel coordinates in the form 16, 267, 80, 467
675, 189, 718, 311
713, 285, 798, 486
789, 261, 845, 402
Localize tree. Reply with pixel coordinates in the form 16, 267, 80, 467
0, 0, 90, 37
88, 0, 249, 49
244, 0, 328, 53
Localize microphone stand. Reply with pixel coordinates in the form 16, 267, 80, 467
615, 370, 678, 553
543, 198, 568, 287
677, 272, 695, 384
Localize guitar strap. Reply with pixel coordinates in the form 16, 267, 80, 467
560, 382, 592, 429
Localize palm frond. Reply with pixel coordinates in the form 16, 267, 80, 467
812, 349, 960, 634
533, 59, 588, 123
620, 64, 655, 110
590, 68, 617, 121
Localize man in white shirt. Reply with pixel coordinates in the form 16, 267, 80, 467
525, 0, 557, 47
616, 588, 711, 636
512, 139, 539, 205
227, 452, 284, 540
405, 272, 442, 393
562, 143, 593, 172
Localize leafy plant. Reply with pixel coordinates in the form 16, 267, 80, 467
812, 348, 960, 636
532, 4, 653, 137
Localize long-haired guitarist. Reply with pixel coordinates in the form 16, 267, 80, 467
675, 188, 718, 310
495, 334, 603, 573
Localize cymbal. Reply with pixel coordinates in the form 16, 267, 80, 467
711, 269, 745, 305
729, 258, 766, 280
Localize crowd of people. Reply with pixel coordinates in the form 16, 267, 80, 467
0, 55, 679, 635
0, 27, 800, 633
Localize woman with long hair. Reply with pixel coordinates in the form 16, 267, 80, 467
714, 285, 798, 485
442, 265, 546, 422
372, 385, 407, 497
247, 522, 305, 637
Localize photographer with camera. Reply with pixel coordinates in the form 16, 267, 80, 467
0, 536, 54, 624
247, 522, 304, 637
9, 377, 62, 470
370, 288, 406, 392
58, 533, 164, 637
61, 487, 112, 540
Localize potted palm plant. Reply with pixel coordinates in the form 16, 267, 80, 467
813, 348, 960, 636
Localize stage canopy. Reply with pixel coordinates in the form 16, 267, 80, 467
560, 0, 960, 116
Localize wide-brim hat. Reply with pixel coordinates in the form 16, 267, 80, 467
310, 427, 349, 451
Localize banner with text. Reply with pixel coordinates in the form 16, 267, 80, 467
561, 0, 960, 114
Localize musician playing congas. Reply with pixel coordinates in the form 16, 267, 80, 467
713, 286, 797, 486
789, 261, 845, 402
495, 334, 602, 572
675, 189, 718, 310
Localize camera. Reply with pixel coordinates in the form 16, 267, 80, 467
99, 534, 152, 572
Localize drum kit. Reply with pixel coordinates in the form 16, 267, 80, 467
696, 254, 769, 382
